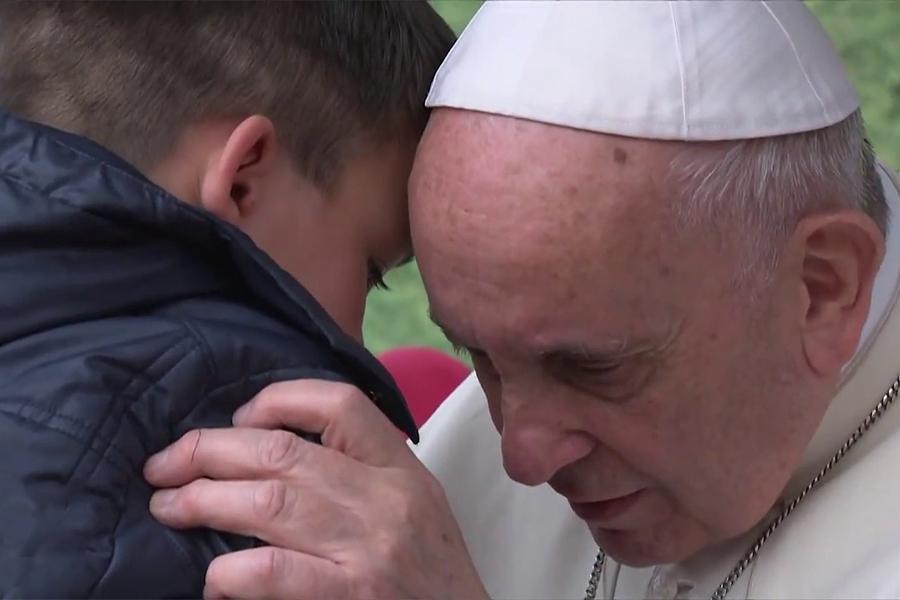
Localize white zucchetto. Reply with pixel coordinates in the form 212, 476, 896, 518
426, 1, 860, 141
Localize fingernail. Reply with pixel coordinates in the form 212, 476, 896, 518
144, 449, 169, 477
149, 489, 176, 516
233, 401, 252, 424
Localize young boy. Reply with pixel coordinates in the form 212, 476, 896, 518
0, 2, 454, 597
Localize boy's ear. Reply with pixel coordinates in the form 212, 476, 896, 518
199, 115, 278, 226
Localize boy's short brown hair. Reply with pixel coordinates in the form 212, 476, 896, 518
0, 1, 455, 185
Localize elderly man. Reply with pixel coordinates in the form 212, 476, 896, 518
145, 2, 900, 599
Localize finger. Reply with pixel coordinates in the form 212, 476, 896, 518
144, 427, 340, 488
234, 379, 416, 468
150, 477, 352, 552
150, 478, 267, 539
204, 547, 351, 600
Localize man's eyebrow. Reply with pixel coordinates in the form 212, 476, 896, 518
537, 339, 656, 366
536, 325, 681, 368
428, 313, 681, 366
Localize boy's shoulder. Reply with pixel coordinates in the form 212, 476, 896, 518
0, 294, 349, 466
0, 290, 363, 598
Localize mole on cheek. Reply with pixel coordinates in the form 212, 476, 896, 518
613, 147, 628, 165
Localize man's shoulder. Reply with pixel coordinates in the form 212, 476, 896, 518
751, 423, 900, 598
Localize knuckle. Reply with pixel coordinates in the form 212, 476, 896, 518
255, 546, 291, 584
375, 479, 417, 530
175, 428, 204, 462
177, 480, 208, 516
252, 384, 279, 410
382, 538, 406, 569
420, 471, 448, 503
384, 472, 443, 531
393, 489, 417, 525
333, 384, 365, 415
205, 555, 226, 588
257, 430, 302, 471
252, 480, 292, 522
348, 572, 377, 600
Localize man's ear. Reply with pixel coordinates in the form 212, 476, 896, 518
793, 210, 885, 376
199, 115, 277, 226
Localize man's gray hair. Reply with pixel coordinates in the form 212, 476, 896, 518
670, 109, 888, 288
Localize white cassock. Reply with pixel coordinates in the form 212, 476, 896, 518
412, 2, 900, 598
413, 163, 900, 600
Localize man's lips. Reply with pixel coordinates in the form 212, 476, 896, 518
568, 490, 644, 523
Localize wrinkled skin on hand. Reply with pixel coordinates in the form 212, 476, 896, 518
144, 380, 488, 600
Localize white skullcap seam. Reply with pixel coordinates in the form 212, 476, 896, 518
761, 0, 831, 124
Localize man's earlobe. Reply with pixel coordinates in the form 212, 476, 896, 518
798, 211, 884, 376
199, 115, 277, 226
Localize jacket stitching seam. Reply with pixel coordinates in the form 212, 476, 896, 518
0, 170, 147, 228
22, 127, 193, 211
0, 407, 132, 476
205, 366, 345, 399
82, 337, 197, 482
174, 366, 345, 428
0, 121, 190, 220
5, 334, 199, 477
100, 338, 202, 476
178, 320, 217, 392
83, 471, 133, 597
3, 338, 207, 593
1, 407, 204, 594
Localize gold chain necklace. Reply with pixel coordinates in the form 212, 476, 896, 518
584, 375, 900, 600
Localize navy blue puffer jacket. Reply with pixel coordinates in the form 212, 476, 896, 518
0, 110, 417, 598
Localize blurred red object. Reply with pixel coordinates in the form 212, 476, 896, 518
379, 346, 471, 428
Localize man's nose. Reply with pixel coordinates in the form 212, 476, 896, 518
499, 406, 594, 487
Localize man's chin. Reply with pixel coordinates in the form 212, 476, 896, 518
589, 527, 663, 567
588, 524, 705, 568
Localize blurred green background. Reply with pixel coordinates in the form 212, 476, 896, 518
363, 0, 900, 357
